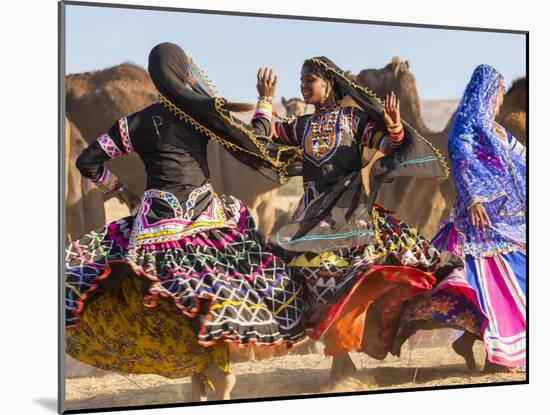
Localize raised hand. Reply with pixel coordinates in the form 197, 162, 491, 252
257, 67, 278, 98
383, 91, 401, 126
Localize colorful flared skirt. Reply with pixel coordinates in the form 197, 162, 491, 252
394, 222, 526, 368
283, 205, 443, 359
66, 274, 229, 378
65, 195, 308, 377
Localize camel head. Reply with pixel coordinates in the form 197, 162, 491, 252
281, 97, 308, 117
356, 56, 411, 98
355, 57, 431, 134
497, 76, 526, 144
501, 77, 526, 116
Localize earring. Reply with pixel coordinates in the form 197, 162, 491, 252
321, 82, 332, 105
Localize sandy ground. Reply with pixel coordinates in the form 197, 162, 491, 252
65, 340, 525, 411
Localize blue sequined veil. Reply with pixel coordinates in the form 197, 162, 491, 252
449, 64, 526, 254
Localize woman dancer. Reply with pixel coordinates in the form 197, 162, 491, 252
65, 43, 307, 401
394, 64, 526, 372
251, 56, 451, 381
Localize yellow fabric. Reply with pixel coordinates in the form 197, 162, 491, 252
289, 251, 350, 268
66, 276, 229, 379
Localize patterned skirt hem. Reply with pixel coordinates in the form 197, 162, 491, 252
300, 264, 437, 360
67, 257, 309, 349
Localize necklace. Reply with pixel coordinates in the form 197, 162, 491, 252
314, 102, 340, 115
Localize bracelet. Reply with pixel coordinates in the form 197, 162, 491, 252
389, 131, 405, 145
386, 124, 403, 134
106, 182, 128, 197
92, 167, 119, 194
385, 121, 402, 129
253, 98, 274, 121
258, 96, 274, 103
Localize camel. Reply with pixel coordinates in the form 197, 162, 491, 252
66, 118, 106, 242
65, 118, 70, 199
281, 96, 308, 117
497, 77, 526, 144
66, 63, 287, 237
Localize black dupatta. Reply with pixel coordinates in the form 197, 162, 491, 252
148, 42, 301, 183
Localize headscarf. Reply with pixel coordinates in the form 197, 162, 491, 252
449, 64, 526, 252
147, 42, 300, 183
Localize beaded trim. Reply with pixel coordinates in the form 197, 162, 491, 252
97, 133, 123, 159
118, 117, 134, 154
92, 166, 119, 193
184, 56, 301, 183
128, 185, 235, 247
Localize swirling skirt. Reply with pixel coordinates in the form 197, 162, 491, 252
65, 198, 307, 377
393, 222, 525, 368
284, 205, 442, 359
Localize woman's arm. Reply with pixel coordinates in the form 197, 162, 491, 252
75, 118, 140, 210
250, 69, 300, 147
249, 67, 278, 137
355, 92, 405, 155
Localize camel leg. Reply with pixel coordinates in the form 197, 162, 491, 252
452, 331, 477, 371
329, 352, 357, 382
201, 366, 236, 400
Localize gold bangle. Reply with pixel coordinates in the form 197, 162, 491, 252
385, 121, 401, 129
386, 124, 403, 134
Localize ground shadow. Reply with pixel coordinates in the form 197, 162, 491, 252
33, 398, 58, 413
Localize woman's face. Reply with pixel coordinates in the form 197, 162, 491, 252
300, 65, 329, 105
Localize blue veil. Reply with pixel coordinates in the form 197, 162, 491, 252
449, 64, 526, 254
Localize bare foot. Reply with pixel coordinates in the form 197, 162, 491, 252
483, 358, 515, 373
202, 366, 236, 400
452, 332, 477, 371
191, 374, 207, 401
220, 373, 236, 400
330, 353, 357, 383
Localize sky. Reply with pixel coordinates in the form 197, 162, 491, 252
65, 4, 526, 102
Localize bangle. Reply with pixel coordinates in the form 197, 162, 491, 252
254, 98, 274, 121
385, 120, 402, 129
107, 182, 128, 197
92, 167, 119, 194
386, 124, 403, 134
259, 96, 274, 103
389, 131, 404, 142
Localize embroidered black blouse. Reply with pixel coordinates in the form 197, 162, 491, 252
76, 102, 270, 201
273, 106, 403, 193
